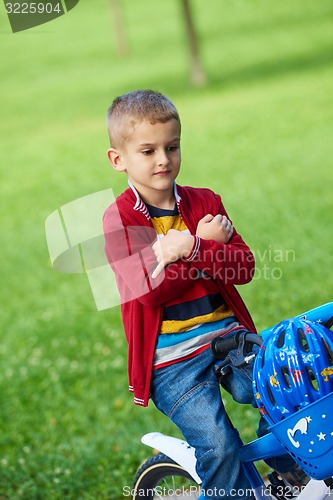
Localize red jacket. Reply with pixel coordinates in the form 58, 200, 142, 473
103, 183, 256, 406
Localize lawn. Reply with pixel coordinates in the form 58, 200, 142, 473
1, 0, 333, 498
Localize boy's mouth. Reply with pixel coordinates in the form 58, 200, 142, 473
154, 170, 171, 176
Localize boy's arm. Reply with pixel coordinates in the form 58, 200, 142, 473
151, 229, 194, 279
144, 205, 253, 285
196, 213, 233, 243
150, 213, 233, 278
103, 206, 197, 307
185, 196, 255, 285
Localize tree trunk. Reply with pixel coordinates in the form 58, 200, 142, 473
110, 0, 129, 56
181, 0, 207, 86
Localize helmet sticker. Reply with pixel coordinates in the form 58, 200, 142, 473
269, 372, 279, 387
287, 417, 309, 448
321, 367, 333, 382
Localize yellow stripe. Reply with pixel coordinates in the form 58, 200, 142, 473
151, 215, 187, 235
160, 305, 233, 334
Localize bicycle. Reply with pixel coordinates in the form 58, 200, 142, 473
132, 301, 333, 500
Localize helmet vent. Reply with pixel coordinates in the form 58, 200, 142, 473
306, 367, 319, 391
297, 327, 309, 352
322, 337, 333, 365
281, 366, 292, 388
267, 382, 276, 405
276, 329, 286, 348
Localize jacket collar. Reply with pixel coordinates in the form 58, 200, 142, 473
128, 180, 181, 220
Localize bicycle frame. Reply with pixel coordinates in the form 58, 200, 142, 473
140, 302, 333, 499
141, 430, 331, 499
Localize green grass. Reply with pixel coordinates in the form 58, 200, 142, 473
1, 0, 333, 497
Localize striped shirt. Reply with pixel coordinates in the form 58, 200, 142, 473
146, 203, 236, 368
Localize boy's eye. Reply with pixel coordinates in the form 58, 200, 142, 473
167, 145, 179, 152
142, 149, 154, 156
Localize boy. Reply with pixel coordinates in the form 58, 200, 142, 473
103, 90, 299, 499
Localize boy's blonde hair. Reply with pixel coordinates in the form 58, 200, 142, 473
106, 90, 181, 148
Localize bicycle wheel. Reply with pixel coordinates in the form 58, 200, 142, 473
132, 452, 201, 499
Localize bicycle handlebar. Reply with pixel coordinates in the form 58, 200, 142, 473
211, 304, 333, 383
211, 332, 262, 358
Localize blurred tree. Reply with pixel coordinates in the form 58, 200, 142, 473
109, 0, 207, 85
110, 0, 129, 56
180, 0, 207, 86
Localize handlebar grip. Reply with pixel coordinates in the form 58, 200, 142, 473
211, 332, 263, 357
211, 334, 239, 356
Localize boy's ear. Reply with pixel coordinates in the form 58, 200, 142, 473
106, 148, 126, 172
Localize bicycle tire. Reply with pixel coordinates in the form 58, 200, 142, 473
132, 452, 200, 499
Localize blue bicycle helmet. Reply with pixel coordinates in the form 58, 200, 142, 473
253, 318, 333, 426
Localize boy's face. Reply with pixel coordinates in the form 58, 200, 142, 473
107, 119, 181, 206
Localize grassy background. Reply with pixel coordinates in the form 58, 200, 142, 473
1, 0, 333, 498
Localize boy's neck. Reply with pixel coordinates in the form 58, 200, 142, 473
143, 191, 176, 210
131, 183, 176, 210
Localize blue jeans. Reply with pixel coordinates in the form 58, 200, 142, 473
151, 345, 257, 500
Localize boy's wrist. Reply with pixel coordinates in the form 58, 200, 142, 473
183, 235, 200, 262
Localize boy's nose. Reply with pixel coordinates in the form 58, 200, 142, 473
157, 150, 169, 167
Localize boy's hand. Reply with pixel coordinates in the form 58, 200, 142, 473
152, 229, 194, 279
196, 214, 233, 243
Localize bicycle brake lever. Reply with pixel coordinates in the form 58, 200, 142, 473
229, 331, 248, 367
